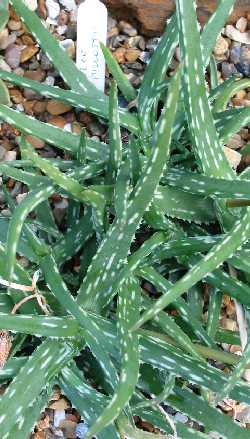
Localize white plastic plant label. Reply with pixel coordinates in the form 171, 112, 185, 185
77, 0, 108, 92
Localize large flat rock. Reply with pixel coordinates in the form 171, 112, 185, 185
102, 0, 250, 35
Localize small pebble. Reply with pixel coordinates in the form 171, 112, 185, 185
38, 0, 47, 19
58, 0, 76, 11
239, 46, 250, 76
16, 193, 28, 204
125, 48, 141, 62
75, 423, 88, 439
47, 100, 72, 115
119, 20, 137, 37
139, 51, 151, 64
44, 75, 55, 86
58, 10, 69, 26
5, 44, 22, 69
57, 25, 68, 35
174, 412, 188, 424
227, 133, 244, 150
221, 61, 238, 79
8, 20, 22, 32
9, 89, 23, 104
229, 46, 241, 64
16, 103, 24, 112
63, 122, 72, 132
0, 32, 16, 50
236, 17, 248, 33
59, 39, 75, 58
33, 101, 47, 114
21, 45, 39, 63
0, 58, 11, 72
40, 53, 53, 70
46, 0, 60, 20
49, 116, 67, 128
113, 47, 126, 63
22, 34, 35, 46
225, 24, 250, 44
213, 36, 229, 57
126, 36, 142, 48
24, 68, 45, 82
224, 146, 241, 169
111, 34, 127, 48
13, 67, 25, 76
4, 150, 17, 161
146, 37, 160, 51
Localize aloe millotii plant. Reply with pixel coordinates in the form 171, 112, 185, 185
1, 0, 250, 437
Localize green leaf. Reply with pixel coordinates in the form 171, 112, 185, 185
101, 42, 137, 102
8, 387, 51, 439
107, 81, 123, 183
138, 14, 178, 133
164, 168, 250, 200
85, 277, 140, 438
168, 386, 250, 439
132, 210, 250, 330
0, 313, 80, 338
77, 70, 181, 312
176, 0, 234, 179
215, 342, 250, 403
0, 339, 75, 437
5, 185, 53, 281
40, 253, 118, 391
213, 78, 250, 112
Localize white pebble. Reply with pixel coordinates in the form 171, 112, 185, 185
46, 0, 60, 20
59, 0, 76, 11
57, 25, 68, 36
225, 24, 250, 44
16, 193, 28, 204
4, 151, 17, 161
43, 76, 55, 86
16, 103, 24, 112
174, 412, 188, 423
63, 123, 72, 133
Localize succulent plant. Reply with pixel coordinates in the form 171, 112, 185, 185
0, 0, 250, 438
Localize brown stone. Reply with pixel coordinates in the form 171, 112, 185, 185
8, 19, 22, 31
49, 115, 67, 129
113, 47, 126, 63
23, 100, 35, 115
33, 100, 47, 114
9, 89, 23, 104
20, 45, 39, 63
46, 100, 72, 116
38, 0, 47, 19
21, 34, 35, 46
102, 0, 250, 36
24, 68, 45, 82
125, 48, 141, 62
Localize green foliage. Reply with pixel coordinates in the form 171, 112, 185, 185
1, 1, 250, 438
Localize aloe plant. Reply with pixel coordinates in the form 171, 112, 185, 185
0, 1, 250, 438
